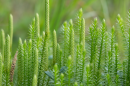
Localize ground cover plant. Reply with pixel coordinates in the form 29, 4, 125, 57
0, 0, 130, 86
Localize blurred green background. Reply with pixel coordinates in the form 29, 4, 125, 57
0, 0, 130, 53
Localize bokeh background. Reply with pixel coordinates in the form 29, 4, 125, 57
0, 0, 130, 54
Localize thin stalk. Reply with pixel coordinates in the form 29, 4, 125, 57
53, 30, 57, 65
9, 14, 13, 52
45, 0, 50, 38
35, 13, 40, 37
4, 35, 10, 86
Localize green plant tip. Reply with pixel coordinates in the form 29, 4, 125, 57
68, 56, 71, 60
63, 21, 67, 27
115, 43, 118, 47
54, 64, 58, 69
79, 8, 83, 17
19, 38, 22, 44
103, 19, 106, 26
74, 82, 78, 86
60, 73, 64, 78
94, 17, 97, 22
117, 14, 121, 19
112, 26, 115, 32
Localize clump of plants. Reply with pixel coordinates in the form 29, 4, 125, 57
0, 0, 130, 86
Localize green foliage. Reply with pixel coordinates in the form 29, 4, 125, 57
1, 0, 130, 86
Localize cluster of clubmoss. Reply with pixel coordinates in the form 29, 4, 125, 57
0, 0, 130, 86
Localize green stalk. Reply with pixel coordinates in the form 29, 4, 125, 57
90, 18, 98, 63
35, 13, 40, 37
42, 36, 48, 71
30, 18, 37, 83
4, 35, 10, 86
89, 26, 94, 64
39, 36, 48, 86
9, 14, 13, 52
80, 18, 85, 49
23, 40, 28, 85
28, 39, 32, 86
97, 20, 106, 85
86, 64, 91, 85
115, 43, 118, 75
67, 56, 72, 86
36, 35, 42, 49
106, 73, 111, 86
108, 49, 112, 74
75, 44, 79, 81
1, 29, 5, 61
69, 19, 74, 65
60, 50, 62, 67
76, 43, 85, 84
42, 31, 45, 40
0, 53, 2, 86
111, 26, 115, 57
63, 21, 68, 66
38, 0, 49, 85
53, 30, 57, 65
110, 26, 115, 84
78, 43, 83, 83
98, 19, 105, 70
78, 8, 83, 43
17, 38, 24, 86
56, 44, 61, 68
104, 32, 108, 73
60, 73, 64, 86
34, 48, 38, 78
29, 18, 36, 40
54, 64, 59, 86
117, 14, 126, 41
32, 75, 37, 86
81, 50, 86, 83
32, 48, 38, 86
45, 0, 50, 38
93, 45, 98, 85
103, 32, 108, 86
